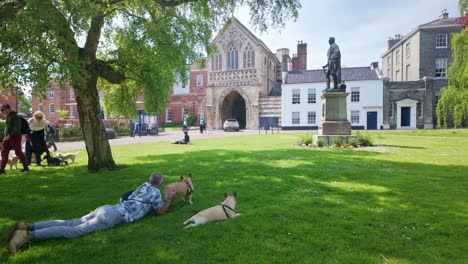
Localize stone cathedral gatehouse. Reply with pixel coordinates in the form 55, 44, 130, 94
202, 17, 282, 130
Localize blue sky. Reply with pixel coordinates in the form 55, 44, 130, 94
235, 0, 460, 69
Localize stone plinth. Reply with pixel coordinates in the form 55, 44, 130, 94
318, 91, 351, 136
313, 89, 352, 146
318, 121, 351, 135
322, 91, 348, 122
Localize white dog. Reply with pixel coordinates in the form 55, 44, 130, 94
56, 152, 80, 163
183, 192, 240, 228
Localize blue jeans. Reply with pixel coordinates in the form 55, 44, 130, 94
30, 205, 123, 239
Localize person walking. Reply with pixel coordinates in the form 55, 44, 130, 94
132, 121, 141, 138
0, 104, 29, 174
199, 118, 205, 134
27, 111, 51, 165
8, 172, 176, 253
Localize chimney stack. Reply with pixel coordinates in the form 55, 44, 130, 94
439, 9, 449, 19
387, 35, 401, 50
291, 40, 307, 71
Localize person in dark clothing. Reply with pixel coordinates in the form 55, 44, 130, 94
27, 111, 51, 165
45, 124, 57, 151
173, 131, 190, 144
0, 104, 29, 174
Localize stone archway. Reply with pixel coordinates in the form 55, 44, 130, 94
220, 90, 246, 129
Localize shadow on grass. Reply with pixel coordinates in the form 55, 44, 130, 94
0, 147, 466, 263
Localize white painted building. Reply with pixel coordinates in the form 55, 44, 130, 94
282, 66, 383, 130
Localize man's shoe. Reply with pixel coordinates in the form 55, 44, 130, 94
8, 230, 31, 254
21, 167, 30, 172
0, 169, 5, 174
8, 222, 29, 241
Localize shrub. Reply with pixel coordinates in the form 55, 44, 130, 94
299, 133, 312, 146
60, 126, 83, 138
348, 137, 359, 147
316, 138, 325, 147
164, 121, 183, 128
333, 137, 345, 147
186, 114, 197, 126
356, 132, 374, 147
114, 126, 131, 134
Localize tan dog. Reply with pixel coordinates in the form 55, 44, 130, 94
1, 155, 19, 170
183, 192, 240, 228
164, 173, 194, 204
56, 152, 80, 163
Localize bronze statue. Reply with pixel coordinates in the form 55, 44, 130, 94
323, 37, 344, 91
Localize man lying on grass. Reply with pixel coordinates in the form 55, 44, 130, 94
7, 172, 176, 254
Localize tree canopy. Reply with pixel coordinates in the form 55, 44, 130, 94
0, 0, 300, 170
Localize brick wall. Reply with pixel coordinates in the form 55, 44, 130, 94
291, 41, 307, 71
161, 67, 208, 124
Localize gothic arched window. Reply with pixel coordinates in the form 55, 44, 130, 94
227, 45, 238, 70
243, 43, 255, 68
211, 53, 223, 71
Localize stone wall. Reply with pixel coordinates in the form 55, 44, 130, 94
383, 77, 447, 129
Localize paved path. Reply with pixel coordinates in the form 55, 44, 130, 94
55, 129, 292, 151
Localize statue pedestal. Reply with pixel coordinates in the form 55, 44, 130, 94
313, 90, 353, 146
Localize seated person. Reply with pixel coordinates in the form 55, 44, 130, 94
173, 131, 190, 144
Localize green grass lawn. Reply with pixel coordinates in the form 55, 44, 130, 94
0, 130, 467, 263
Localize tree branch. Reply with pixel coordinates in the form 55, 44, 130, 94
154, 0, 198, 7
96, 59, 125, 84
83, 12, 105, 59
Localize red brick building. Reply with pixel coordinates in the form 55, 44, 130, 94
31, 80, 79, 125
0, 87, 19, 116
160, 62, 208, 124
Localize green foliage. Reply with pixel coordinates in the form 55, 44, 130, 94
460, 0, 468, 14
18, 91, 31, 114
56, 109, 69, 120
164, 121, 183, 128
59, 126, 83, 138
299, 133, 312, 145
355, 131, 374, 147
0, 132, 467, 262
437, 29, 468, 128
186, 113, 197, 126
348, 137, 359, 147
333, 136, 345, 147
113, 126, 131, 134
316, 137, 325, 147
0, 120, 5, 134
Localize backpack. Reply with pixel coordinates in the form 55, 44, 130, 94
20, 117, 31, 135
120, 190, 134, 201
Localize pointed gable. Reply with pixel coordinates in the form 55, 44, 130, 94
212, 17, 278, 63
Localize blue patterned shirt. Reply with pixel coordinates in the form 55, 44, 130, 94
114, 182, 164, 223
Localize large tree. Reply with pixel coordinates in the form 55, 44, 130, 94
0, 0, 300, 171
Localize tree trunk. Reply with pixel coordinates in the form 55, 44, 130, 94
74, 75, 116, 171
